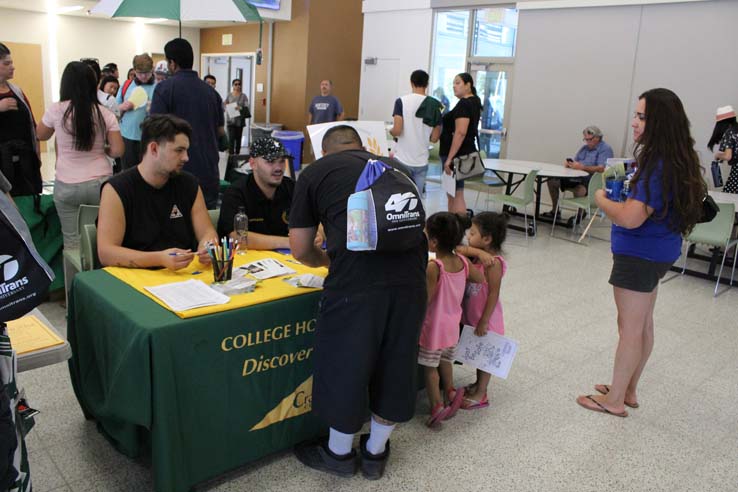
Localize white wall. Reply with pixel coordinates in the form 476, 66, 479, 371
359, 1, 434, 121
1, 8, 200, 109
507, 0, 738, 180
506, 5, 641, 162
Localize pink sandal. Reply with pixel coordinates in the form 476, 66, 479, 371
461, 393, 489, 410
426, 402, 449, 429
443, 387, 465, 420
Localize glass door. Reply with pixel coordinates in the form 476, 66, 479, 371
469, 64, 512, 159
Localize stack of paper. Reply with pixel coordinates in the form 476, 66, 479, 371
237, 258, 296, 280
6, 315, 65, 355
144, 279, 230, 312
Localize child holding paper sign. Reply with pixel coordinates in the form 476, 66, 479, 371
459, 212, 509, 410
418, 213, 485, 429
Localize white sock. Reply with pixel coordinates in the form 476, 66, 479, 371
366, 417, 395, 455
328, 427, 354, 456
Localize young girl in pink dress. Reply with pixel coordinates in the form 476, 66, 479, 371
419, 212, 485, 429
460, 212, 509, 409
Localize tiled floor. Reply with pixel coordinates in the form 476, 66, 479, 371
21, 179, 738, 492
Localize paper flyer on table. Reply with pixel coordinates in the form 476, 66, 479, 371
454, 325, 518, 379
441, 170, 457, 197
144, 279, 230, 312
237, 258, 296, 280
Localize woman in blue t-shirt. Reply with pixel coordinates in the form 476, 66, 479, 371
577, 88, 705, 418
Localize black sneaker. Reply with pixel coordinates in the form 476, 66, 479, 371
294, 437, 358, 478
359, 433, 390, 480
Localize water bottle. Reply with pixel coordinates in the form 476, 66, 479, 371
233, 206, 248, 255
347, 191, 370, 250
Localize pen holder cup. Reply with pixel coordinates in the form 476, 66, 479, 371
213, 259, 234, 283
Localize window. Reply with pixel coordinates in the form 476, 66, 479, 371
473, 8, 518, 58
430, 8, 518, 112
430, 11, 470, 112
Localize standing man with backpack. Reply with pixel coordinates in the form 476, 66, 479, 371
389, 69, 442, 196
289, 126, 427, 480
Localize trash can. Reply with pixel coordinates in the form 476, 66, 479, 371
250, 123, 283, 142
272, 130, 305, 173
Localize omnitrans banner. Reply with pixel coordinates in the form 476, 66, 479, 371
306, 120, 390, 159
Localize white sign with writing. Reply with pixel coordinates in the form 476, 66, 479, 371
306, 121, 389, 158
455, 325, 518, 379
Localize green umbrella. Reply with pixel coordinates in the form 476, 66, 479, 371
91, 0, 262, 36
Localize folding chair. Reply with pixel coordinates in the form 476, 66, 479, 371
487, 170, 539, 242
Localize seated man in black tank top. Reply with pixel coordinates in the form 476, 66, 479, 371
97, 115, 218, 270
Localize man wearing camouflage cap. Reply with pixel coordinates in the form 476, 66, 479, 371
217, 137, 294, 250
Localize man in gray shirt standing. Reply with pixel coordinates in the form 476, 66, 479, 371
307, 80, 344, 125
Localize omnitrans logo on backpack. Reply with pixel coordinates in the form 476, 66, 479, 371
0, 255, 29, 294
384, 192, 421, 221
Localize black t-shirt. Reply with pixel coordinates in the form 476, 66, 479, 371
105, 167, 199, 252
217, 173, 294, 238
0, 90, 33, 145
439, 95, 482, 157
289, 149, 427, 293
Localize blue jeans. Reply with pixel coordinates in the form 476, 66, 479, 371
407, 165, 428, 195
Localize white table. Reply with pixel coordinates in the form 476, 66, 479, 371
709, 190, 738, 206
483, 159, 589, 224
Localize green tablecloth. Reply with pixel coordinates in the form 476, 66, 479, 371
15, 195, 63, 292
68, 270, 325, 492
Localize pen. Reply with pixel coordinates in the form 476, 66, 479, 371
169, 252, 191, 256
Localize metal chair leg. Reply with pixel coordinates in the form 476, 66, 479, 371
681, 242, 690, 274
550, 202, 560, 236
714, 244, 730, 297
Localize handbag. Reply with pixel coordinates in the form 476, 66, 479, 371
698, 194, 719, 223
711, 161, 723, 188
452, 151, 485, 180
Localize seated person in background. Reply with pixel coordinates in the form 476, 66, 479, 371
543, 125, 614, 219
97, 114, 218, 270
218, 137, 294, 250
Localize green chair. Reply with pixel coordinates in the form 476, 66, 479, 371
208, 209, 220, 229
551, 173, 604, 238
63, 204, 100, 305
80, 223, 100, 271
674, 202, 738, 297
487, 170, 539, 242
603, 161, 625, 180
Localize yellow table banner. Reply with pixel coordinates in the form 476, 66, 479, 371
104, 250, 327, 319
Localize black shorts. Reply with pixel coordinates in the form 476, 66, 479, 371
311, 286, 426, 433
558, 177, 586, 190
609, 254, 673, 293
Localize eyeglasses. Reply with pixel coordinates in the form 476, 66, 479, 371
233, 83, 241, 86
583, 136, 596, 142
136, 71, 152, 76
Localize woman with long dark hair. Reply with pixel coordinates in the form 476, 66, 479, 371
440, 72, 482, 214
577, 88, 705, 417
37, 61, 124, 249
708, 105, 738, 193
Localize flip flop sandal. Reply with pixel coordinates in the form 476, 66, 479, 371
576, 395, 628, 418
461, 394, 489, 410
426, 403, 449, 429
594, 384, 640, 408
443, 387, 465, 420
